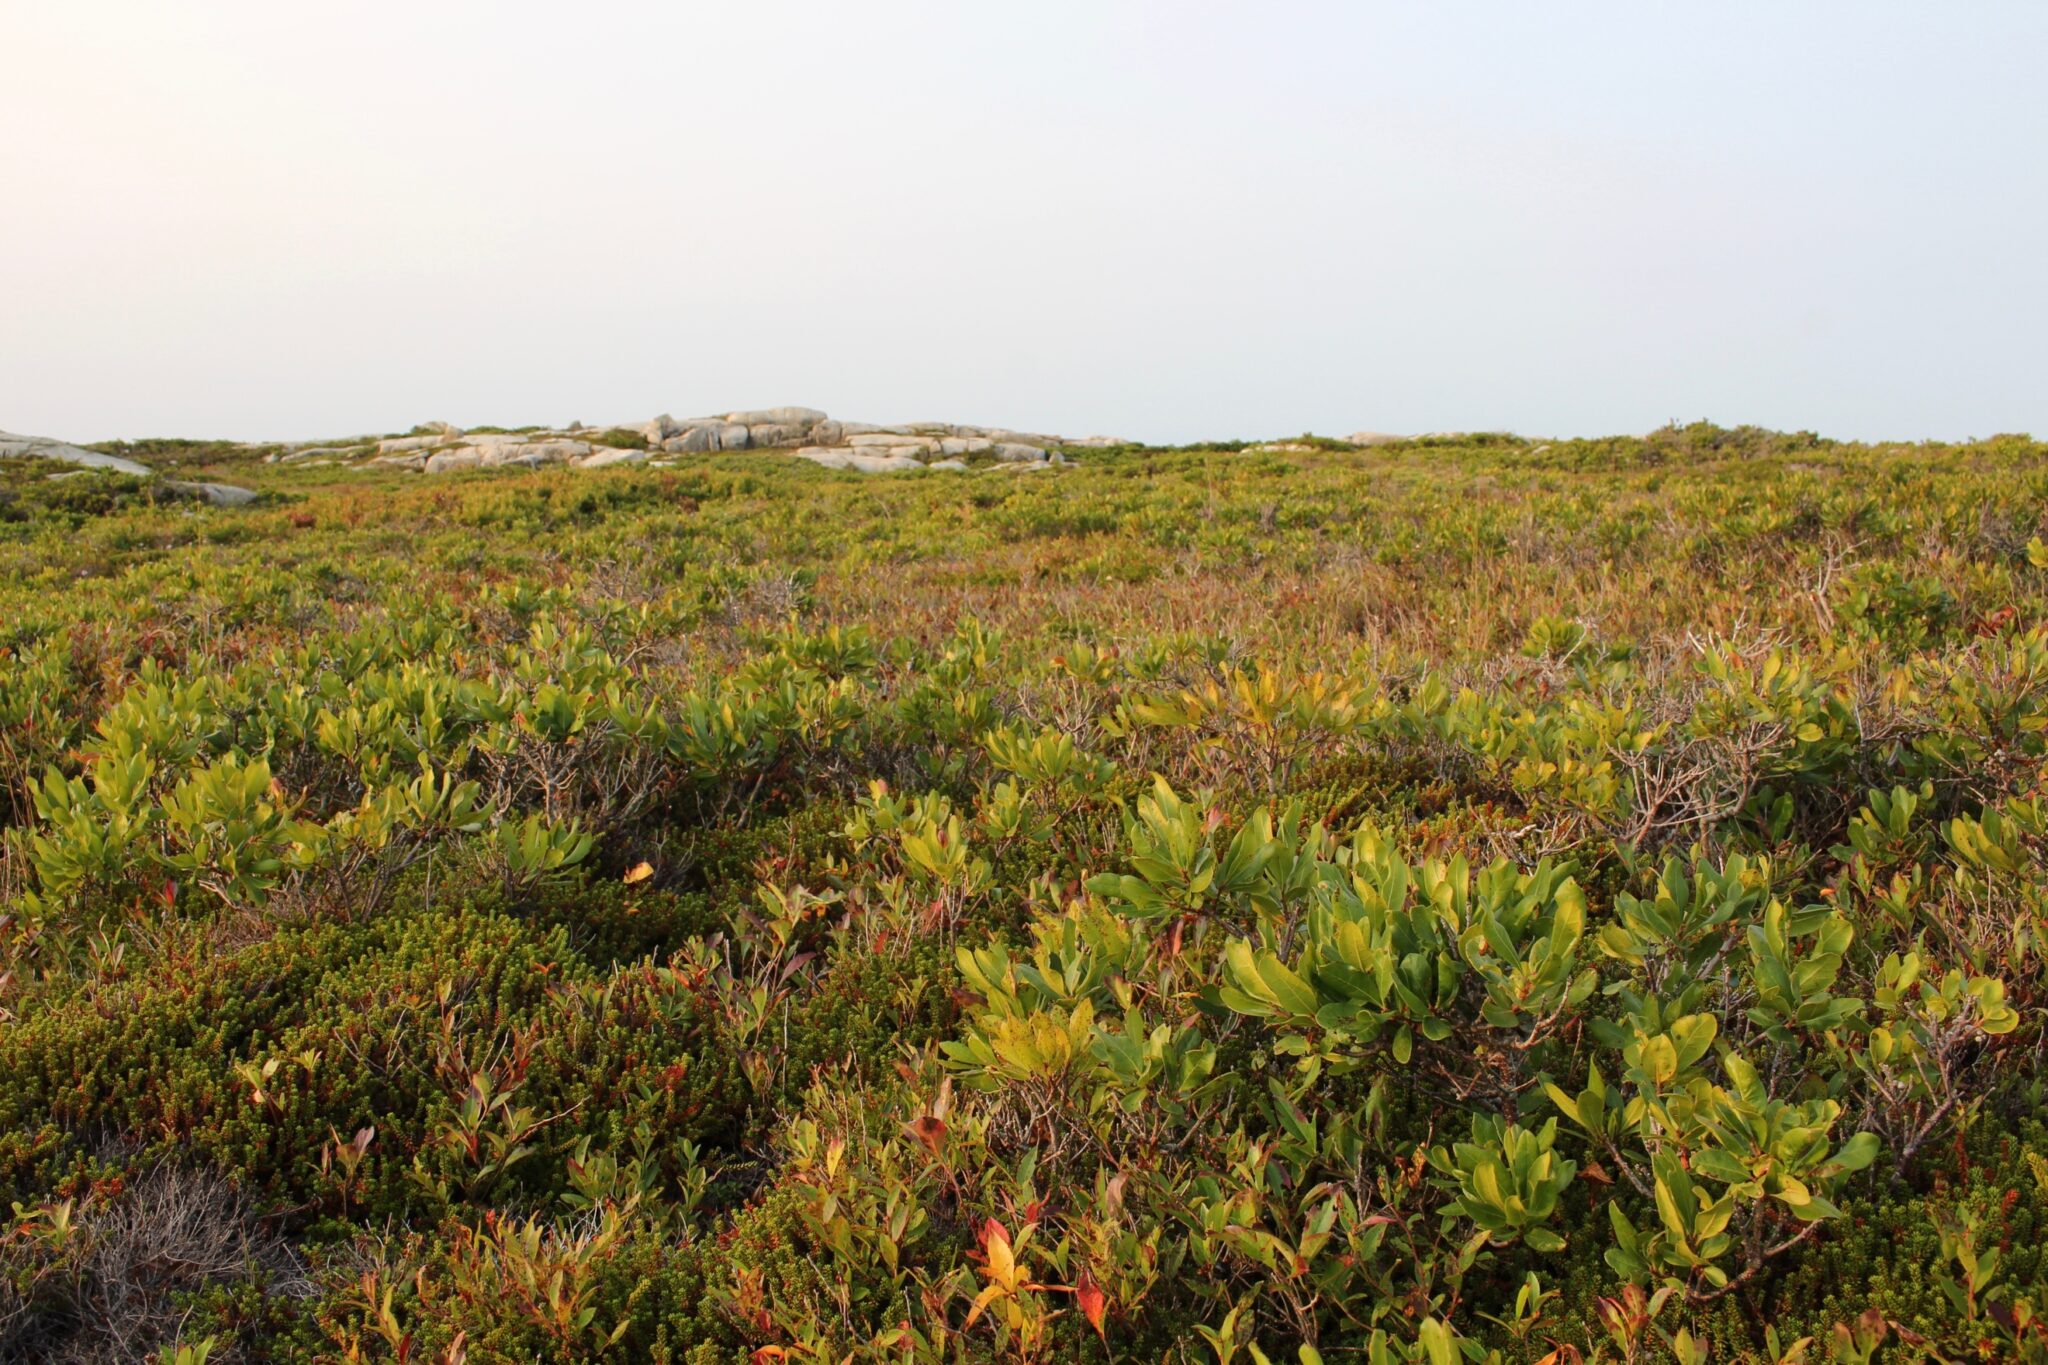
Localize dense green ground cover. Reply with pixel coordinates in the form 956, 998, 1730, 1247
2, 424, 2046, 1362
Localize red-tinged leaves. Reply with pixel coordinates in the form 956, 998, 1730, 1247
1163, 916, 1187, 961
1078, 1268, 1109, 1339
1974, 605, 2019, 636
905, 1113, 947, 1159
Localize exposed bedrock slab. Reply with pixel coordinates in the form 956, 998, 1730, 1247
0, 430, 153, 476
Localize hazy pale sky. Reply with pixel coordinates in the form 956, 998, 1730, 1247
5, 2, 2043, 445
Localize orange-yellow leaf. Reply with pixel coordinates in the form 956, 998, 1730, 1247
980, 1218, 1016, 1288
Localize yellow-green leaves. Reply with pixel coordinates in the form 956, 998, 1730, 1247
1605, 1152, 1736, 1287
1745, 899, 1860, 1038
1544, 1063, 1621, 1140
493, 812, 594, 890
1220, 939, 1320, 1020
1086, 777, 1220, 919
982, 724, 1114, 795
1620, 1012, 1718, 1089
1428, 1116, 1578, 1252
1216, 841, 1593, 1079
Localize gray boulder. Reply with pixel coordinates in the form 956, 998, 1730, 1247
161, 480, 259, 506
1345, 430, 1407, 446
792, 447, 855, 469
938, 437, 993, 456
424, 450, 483, 474
846, 453, 925, 473
714, 423, 751, 451
809, 419, 844, 446
849, 432, 937, 451
479, 440, 589, 468
580, 448, 649, 470
642, 415, 729, 443
662, 427, 719, 454
725, 406, 826, 427
991, 443, 1048, 463
790, 447, 924, 473
746, 423, 810, 448
376, 434, 455, 455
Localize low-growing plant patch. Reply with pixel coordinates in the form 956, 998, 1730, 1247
0, 425, 2045, 1361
